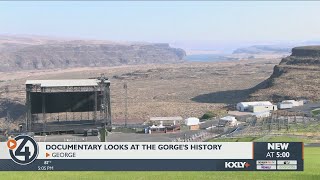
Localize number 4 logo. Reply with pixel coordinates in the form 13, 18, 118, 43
8, 135, 39, 165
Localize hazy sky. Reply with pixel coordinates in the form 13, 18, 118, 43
1, 1, 320, 43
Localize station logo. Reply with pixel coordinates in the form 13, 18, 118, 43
7, 135, 39, 165
225, 161, 250, 169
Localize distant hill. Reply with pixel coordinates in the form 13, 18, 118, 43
233, 45, 291, 54
249, 46, 320, 101
0, 35, 186, 71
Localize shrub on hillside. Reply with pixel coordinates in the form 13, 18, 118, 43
200, 110, 227, 121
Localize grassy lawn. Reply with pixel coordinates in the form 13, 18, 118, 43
208, 135, 315, 143
208, 136, 259, 142
0, 147, 318, 180
254, 135, 314, 143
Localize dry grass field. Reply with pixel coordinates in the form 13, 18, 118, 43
0, 58, 281, 128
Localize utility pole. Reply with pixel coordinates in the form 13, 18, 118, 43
99, 74, 108, 142
124, 82, 128, 127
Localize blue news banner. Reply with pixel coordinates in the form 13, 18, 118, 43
0, 135, 303, 171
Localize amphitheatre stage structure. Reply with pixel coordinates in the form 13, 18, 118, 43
24, 77, 111, 134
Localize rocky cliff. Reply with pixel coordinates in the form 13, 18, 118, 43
280, 46, 320, 65
0, 36, 186, 71
249, 46, 320, 101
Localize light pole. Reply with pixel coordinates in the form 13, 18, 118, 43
124, 82, 128, 127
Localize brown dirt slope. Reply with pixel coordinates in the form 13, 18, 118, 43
0, 59, 279, 128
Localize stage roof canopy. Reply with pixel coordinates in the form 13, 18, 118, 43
25, 79, 110, 87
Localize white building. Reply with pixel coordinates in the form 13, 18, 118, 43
149, 116, 183, 126
278, 100, 304, 109
278, 102, 294, 109
283, 100, 304, 106
236, 101, 276, 112
248, 104, 278, 112
185, 117, 200, 126
220, 116, 238, 126
252, 111, 271, 118
146, 117, 183, 133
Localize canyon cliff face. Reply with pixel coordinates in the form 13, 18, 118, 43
0, 36, 186, 71
249, 46, 320, 101
280, 46, 320, 65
